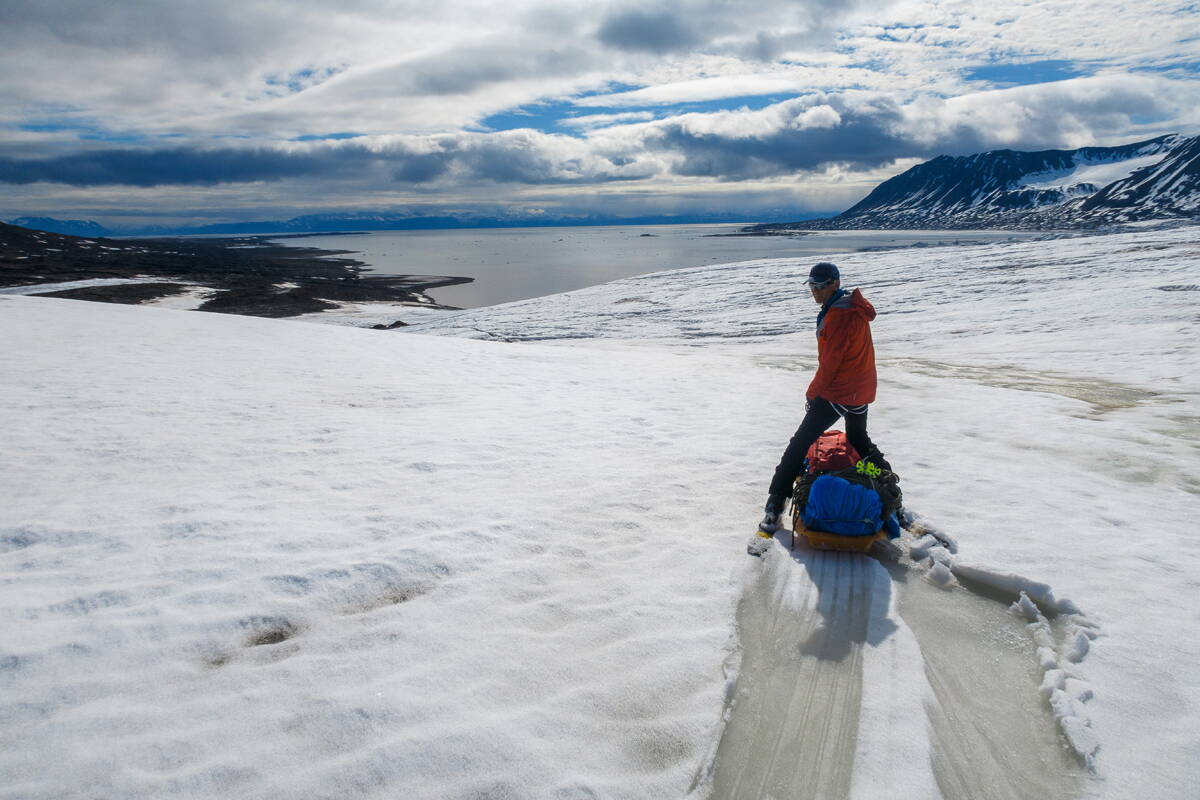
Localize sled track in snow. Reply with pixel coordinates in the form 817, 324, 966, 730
706, 547, 872, 799
698, 521, 1094, 800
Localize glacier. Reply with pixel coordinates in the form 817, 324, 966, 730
2, 225, 1198, 799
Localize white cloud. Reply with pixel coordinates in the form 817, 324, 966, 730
574, 74, 824, 107
904, 74, 1200, 149
559, 112, 657, 130
1, 0, 1197, 222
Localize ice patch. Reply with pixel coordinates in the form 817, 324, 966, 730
927, 560, 955, 587
706, 539, 948, 799
951, 560, 1080, 616
906, 520, 1101, 771
907, 533, 942, 561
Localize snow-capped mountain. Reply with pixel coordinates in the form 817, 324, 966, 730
778, 134, 1199, 229
8, 216, 112, 237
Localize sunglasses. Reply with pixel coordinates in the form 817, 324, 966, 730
808, 279, 832, 290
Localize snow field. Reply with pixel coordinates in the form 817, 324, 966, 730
0, 297, 782, 799
0, 277, 183, 295
2, 224, 1198, 798
0, 277, 222, 311
402, 225, 1199, 797
1020, 153, 1168, 192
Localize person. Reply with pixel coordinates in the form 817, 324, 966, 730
758, 261, 891, 535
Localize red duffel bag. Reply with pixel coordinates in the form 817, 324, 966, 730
805, 430, 861, 473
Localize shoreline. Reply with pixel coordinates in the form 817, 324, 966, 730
0, 223, 472, 319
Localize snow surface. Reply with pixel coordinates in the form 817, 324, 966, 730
0, 277, 178, 296
3, 225, 1199, 798
141, 285, 222, 311
1020, 154, 1167, 192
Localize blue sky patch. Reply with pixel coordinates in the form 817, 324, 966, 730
1129, 112, 1175, 125
1131, 60, 1200, 75
480, 92, 812, 136
262, 66, 345, 97
575, 83, 645, 98
873, 22, 926, 43
653, 95, 802, 114
20, 121, 146, 143
479, 100, 583, 135
477, 84, 647, 134
964, 59, 1092, 87
291, 132, 364, 142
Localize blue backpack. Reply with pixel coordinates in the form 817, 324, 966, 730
802, 474, 898, 537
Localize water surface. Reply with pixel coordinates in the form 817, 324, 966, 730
281, 224, 1045, 308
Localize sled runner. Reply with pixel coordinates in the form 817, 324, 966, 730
790, 513, 889, 552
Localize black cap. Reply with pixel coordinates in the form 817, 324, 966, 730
805, 262, 840, 285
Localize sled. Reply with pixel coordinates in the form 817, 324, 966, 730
790, 506, 887, 553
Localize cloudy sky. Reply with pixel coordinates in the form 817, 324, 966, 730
2, 0, 1198, 227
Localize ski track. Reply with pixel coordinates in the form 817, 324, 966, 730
702, 517, 1096, 800
705, 543, 869, 799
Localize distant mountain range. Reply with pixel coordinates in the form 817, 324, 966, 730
755, 133, 1200, 231
5, 211, 803, 238
9, 217, 113, 237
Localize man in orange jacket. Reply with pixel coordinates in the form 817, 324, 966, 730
758, 261, 891, 535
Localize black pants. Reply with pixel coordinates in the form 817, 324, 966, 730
768, 397, 879, 500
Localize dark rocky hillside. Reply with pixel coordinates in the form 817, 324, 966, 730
0, 221, 469, 316
750, 134, 1200, 231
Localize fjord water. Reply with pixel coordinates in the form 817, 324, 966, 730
284, 224, 1042, 308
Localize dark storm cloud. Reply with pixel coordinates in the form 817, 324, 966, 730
455, 141, 584, 184
654, 121, 913, 179
391, 152, 450, 183
596, 9, 703, 54
0, 146, 368, 186
0, 136, 626, 188
642, 97, 914, 180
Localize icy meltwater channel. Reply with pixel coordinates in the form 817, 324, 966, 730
285, 225, 1044, 308
705, 532, 1088, 800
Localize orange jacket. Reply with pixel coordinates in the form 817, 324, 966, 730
807, 288, 877, 405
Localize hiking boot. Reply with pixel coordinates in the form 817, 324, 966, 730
757, 494, 787, 535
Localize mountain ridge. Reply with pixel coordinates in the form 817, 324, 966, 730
9, 216, 113, 237
754, 134, 1200, 231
